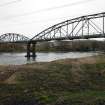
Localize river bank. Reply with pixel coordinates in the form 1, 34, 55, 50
0, 54, 105, 105
1, 40, 105, 53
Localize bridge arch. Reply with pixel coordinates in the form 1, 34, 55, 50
0, 33, 29, 43
27, 12, 105, 57
30, 12, 105, 42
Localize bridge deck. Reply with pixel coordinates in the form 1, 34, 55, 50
30, 34, 105, 42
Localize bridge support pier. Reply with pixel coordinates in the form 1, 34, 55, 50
26, 42, 36, 58
27, 43, 31, 57
32, 42, 36, 57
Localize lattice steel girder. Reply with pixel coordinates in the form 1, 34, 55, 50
0, 33, 30, 43
30, 12, 105, 42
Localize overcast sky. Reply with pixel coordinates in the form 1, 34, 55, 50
0, 0, 105, 38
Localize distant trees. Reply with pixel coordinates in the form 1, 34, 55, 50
36, 40, 105, 52
0, 40, 105, 52
0, 43, 27, 52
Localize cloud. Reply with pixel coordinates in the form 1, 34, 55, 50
0, 0, 22, 7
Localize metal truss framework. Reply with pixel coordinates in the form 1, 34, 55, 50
0, 33, 29, 43
30, 12, 105, 43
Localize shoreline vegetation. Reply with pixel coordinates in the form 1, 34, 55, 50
0, 40, 105, 52
0, 54, 105, 104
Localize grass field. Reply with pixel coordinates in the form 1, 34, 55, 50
0, 54, 105, 105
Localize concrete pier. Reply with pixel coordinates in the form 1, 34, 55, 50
26, 42, 36, 58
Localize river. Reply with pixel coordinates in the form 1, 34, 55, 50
0, 52, 99, 65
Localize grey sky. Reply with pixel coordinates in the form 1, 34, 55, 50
0, 0, 105, 38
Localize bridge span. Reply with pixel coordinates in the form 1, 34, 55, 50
27, 12, 105, 57
0, 13, 105, 58
0, 33, 30, 43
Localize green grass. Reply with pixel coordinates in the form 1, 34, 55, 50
1, 84, 105, 105
1, 55, 105, 104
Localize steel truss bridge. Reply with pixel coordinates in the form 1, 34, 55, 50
27, 12, 105, 57
30, 12, 105, 42
0, 12, 105, 57
0, 33, 29, 43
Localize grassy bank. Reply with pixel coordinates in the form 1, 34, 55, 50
1, 55, 105, 104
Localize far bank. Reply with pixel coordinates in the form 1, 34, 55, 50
0, 40, 105, 52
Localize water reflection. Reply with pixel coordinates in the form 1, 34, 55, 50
0, 52, 98, 65
27, 56, 36, 61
